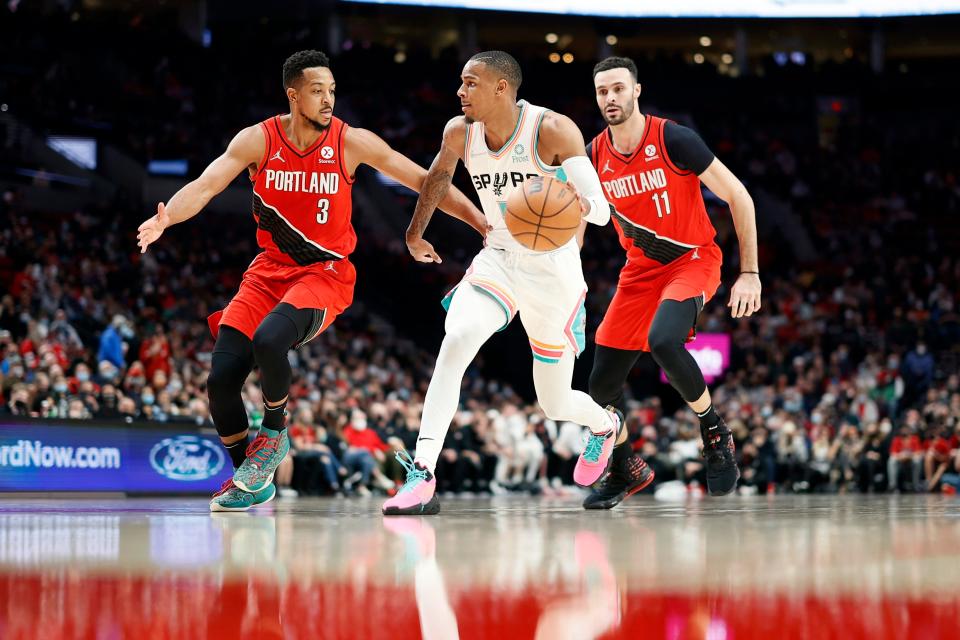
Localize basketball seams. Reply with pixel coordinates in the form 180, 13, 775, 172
507, 176, 580, 250
505, 207, 580, 230
541, 189, 578, 218
531, 178, 553, 250
509, 230, 561, 248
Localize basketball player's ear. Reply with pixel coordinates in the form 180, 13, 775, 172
496, 79, 508, 96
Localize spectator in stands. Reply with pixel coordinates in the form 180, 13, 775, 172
888, 419, 923, 492
98, 314, 132, 371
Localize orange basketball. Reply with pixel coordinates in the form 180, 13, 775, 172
505, 176, 582, 251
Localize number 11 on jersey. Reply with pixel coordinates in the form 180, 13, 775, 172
652, 191, 671, 218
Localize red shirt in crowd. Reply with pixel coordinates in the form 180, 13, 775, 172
930, 435, 960, 459
290, 424, 317, 445
139, 335, 171, 381
890, 435, 922, 455
343, 426, 389, 453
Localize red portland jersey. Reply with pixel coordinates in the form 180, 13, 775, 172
250, 115, 355, 266
590, 115, 716, 270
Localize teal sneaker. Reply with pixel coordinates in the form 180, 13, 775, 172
233, 426, 290, 493
209, 479, 276, 512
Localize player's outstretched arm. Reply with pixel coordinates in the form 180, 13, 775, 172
537, 112, 611, 226
137, 125, 264, 253
699, 159, 761, 319
344, 123, 487, 244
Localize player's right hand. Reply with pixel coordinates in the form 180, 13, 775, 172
137, 202, 170, 253
407, 237, 442, 264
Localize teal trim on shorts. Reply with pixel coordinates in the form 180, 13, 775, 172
440, 284, 511, 332
533, 353, 561, 364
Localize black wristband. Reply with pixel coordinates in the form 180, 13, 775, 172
741, 271, 759, 275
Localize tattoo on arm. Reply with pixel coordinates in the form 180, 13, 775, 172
408, 168, 453, 237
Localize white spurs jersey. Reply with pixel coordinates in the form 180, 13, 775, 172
463, 100, 570, 253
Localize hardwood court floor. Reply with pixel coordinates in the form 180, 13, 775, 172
0, 494, 958, 639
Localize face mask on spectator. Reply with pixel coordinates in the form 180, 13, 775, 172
142, 394, 155, 405
77, 372, 90, 382
54, 382, 68, 393
168, 379, 182, 393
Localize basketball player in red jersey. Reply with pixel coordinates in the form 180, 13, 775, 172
136, 50, 486, 512
583, 57, 762, 507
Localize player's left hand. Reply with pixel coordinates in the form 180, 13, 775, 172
728, 272, 762, 318
566, 183, 591, 218
407, 236, 442, 264
137, 202, 169, 253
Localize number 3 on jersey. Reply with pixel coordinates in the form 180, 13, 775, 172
652, 191, 671, 218
316, 198, 330, 224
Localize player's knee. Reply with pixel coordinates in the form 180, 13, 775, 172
207, 355, 246, 402
438, 329, 476, 364
588, 368, 619, 406
647, 325, 680, 364
252, 324, 288, 362
538, 392, 570, 422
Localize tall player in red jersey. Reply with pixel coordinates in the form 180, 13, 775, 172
136, 51, 485, 512
583, 57, 762, 507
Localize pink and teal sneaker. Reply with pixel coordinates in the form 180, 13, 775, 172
573, 407, 624, 488
382, 451, 440, 516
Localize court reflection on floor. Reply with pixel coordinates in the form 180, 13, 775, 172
0, 496, 958, 639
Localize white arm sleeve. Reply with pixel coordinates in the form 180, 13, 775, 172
561, 155, 610, 226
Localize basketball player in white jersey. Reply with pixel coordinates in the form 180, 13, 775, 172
383, 51, 619, 515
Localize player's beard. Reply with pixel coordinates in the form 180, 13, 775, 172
305, 115, 331, 132
464, 116, 475, 124
604, 100, 635, 126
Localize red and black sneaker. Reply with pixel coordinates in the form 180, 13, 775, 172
700, 417, 740, 496
582, 452, 655, 510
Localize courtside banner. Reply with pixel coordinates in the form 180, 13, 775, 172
0, 420, 231, 493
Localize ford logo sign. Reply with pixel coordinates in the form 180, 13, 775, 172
149, 436, 225, 481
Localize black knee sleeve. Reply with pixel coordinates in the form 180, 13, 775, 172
648, 298, 707, 403
252, 303, 321, 402
208, 326, 254, 438
588, 345, 642, 414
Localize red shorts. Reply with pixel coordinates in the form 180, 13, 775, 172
207, 252, 355, 343
596, 244, 722, 352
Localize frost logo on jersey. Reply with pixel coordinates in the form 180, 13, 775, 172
320, 146, 334, 160
644, 144, 659, 162
149, 436, 225, 481
270, 149, 285, 163
512, 143, 529, 164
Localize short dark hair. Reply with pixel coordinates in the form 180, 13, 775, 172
282, 50, 331, 89
593, 56, 638, 81
469, 50, 522, 91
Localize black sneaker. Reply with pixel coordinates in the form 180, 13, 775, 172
583, 452, 656, 510
700, 417, 740, 496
